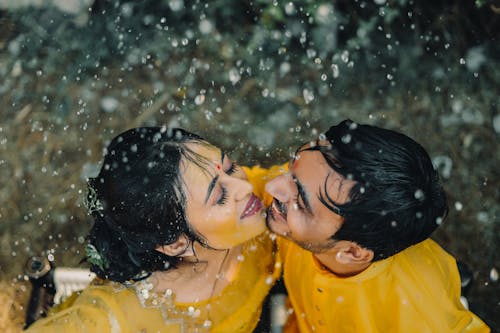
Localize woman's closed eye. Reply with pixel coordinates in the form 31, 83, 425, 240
217, 187, 228, 205
226, 162, 238, 175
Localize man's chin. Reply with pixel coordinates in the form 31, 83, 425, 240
265, 215, 276, 232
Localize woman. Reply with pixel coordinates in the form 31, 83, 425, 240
25, 127, 281, 333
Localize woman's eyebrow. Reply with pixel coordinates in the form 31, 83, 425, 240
205, 175, 219, 204
204, 150, 225, 204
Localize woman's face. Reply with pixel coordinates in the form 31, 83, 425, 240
182, 143, 266, 249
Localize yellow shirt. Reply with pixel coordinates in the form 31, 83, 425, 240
244, 164, 490, 333
25, 233, 280, 333
279, 238, 489, 333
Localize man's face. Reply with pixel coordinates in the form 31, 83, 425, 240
265, 143, 356, 252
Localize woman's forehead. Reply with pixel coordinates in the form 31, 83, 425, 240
185, 142, 220, 160
180, 143, 222, 196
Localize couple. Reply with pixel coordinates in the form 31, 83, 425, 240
25, 120, 489, 332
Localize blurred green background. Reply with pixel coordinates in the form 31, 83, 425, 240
0, 0, 499, 329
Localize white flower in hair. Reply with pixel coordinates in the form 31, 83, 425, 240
85, 185, 104, 215
85, 243, 109, 270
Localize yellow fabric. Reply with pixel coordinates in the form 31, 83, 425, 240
279, 238, 489, 333
245, 164, 489, 333
242, 163, 288, 207
25, 233, 281, 333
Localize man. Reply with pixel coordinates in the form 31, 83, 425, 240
263, 119, 489, 332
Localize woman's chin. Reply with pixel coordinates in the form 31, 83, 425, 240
239, 219, 268, 243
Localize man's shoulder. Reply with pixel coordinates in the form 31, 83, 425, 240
399, 238, 453, 263
391, 238, 458, 280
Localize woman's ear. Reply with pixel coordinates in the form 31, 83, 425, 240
335, 242, 374, 265
155, 234, 194, 257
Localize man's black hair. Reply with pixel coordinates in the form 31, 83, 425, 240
314, 119, 448, 260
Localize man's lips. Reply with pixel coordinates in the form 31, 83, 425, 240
240, 194, 263, 219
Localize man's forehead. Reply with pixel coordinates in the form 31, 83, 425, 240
292, 143, 354, 206
292, 140, 331, 165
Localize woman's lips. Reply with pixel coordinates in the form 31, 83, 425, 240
240, 194, 263, 219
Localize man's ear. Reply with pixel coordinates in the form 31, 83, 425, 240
335, 242, 374, 265
155, 234, 194, 257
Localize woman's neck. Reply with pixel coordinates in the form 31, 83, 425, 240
149, 242, 243, 302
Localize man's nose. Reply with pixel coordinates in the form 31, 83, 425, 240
265, 174, 291, 203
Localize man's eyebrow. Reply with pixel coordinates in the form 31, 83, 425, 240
293, 175, 313, 214
204, 150, 224, 204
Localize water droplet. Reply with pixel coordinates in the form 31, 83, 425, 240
302, 89, 314, 104
199, 19, 213, 34
331, 64, 339, 78
228, 68, 241, 85
280, 62, 291, 76
432, 156, 453, 179
340, 50, 349, 63
493, 114, 500, 134
168, 0, 184, 11
414, 189, 425, 201
101, 96, 119, 113
307, 49, 317, 59
194, 94, 205, 105
285, 2, 295, 15
490, 268, 499, 282
341, 134, 351, 143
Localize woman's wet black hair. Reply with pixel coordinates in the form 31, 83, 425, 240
310, 119, 448, 260
86, 127, 209, 282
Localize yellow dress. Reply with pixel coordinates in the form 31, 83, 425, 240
25, 233, 280, 333
242, 164, 288, 207
244, 164, 490, 333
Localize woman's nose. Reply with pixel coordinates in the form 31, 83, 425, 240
265, 174, 291, 203
227, 175, 254, 201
